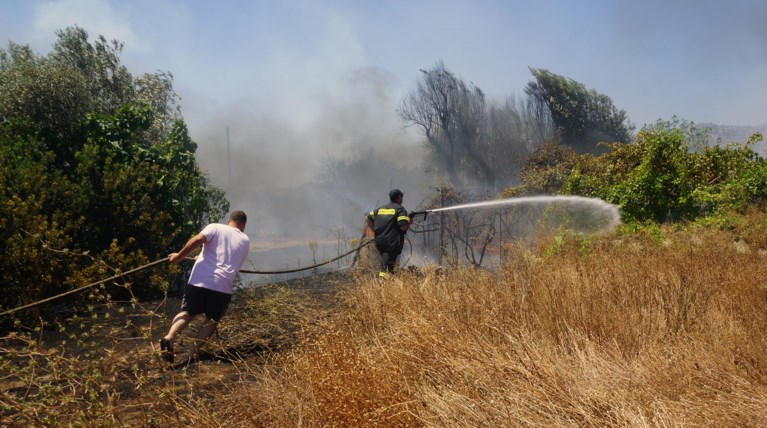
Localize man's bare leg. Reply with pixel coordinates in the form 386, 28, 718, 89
160, 311, 195, 363
164, 311, 194, 344
188, 318, 218, 360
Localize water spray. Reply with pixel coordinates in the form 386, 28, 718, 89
410, 195, 621, 230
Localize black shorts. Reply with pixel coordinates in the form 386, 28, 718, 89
180, 284, 232, 321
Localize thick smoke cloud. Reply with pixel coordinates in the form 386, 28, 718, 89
192, 67, 429, 244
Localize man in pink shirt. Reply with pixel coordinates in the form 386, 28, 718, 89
160, 210, 250, 365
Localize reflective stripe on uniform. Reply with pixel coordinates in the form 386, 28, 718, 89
377, 208, 396, 216
397, 216, 410, 222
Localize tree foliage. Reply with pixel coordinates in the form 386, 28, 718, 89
401, 63, 635, 190
0, 27, 227, 318
525, 68, 634, 153
511, 123, 767, 223
643, 115, 712, 153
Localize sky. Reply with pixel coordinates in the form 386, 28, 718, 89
2, 0, 766, 241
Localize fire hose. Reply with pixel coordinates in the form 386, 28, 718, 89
0, 239, 375, 318
238, 239, 373, 274
0, 258, 169, 318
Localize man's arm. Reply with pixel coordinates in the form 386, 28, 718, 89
397, 208, 412, 233
169, 233, 207, 264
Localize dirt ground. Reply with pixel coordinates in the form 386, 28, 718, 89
0, 265, 367, 425
1, 239, 385, 425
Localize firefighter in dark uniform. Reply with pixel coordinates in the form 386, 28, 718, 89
364, 189, 412, 279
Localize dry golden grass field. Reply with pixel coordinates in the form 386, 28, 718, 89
4, 219, 767, 427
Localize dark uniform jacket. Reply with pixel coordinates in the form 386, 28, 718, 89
367, 202, 410, 251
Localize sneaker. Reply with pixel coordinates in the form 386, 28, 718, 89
160, 338, 174, 363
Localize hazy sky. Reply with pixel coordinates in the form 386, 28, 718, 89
2, 0, 766, 196
3, 0, 765, 124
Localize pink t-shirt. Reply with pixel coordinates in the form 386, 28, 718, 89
187, 223, 250, 294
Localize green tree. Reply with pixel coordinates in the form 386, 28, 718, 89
687, 132, 767, 212
0, 41, 91, 168
525, 68, 634, 153
48, 26, 135, 114
0, 26, 180, 169
0, 125, 78, 314
0, 27, 226, 317
609, 129, 694, 222
643, 116, 711, 153
75, 104, 227, 277
512, 125, 767, 223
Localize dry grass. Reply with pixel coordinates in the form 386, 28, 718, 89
4, 223, 767, 426
226, 225, 767, 427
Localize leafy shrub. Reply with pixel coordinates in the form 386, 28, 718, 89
0, 28, 227, 320
511, 123, 767, 224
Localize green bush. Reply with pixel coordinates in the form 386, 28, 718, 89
0, 27, 227, 320
513, 124, 767, 224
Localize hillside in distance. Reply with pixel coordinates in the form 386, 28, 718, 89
704, 122, 767, 154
